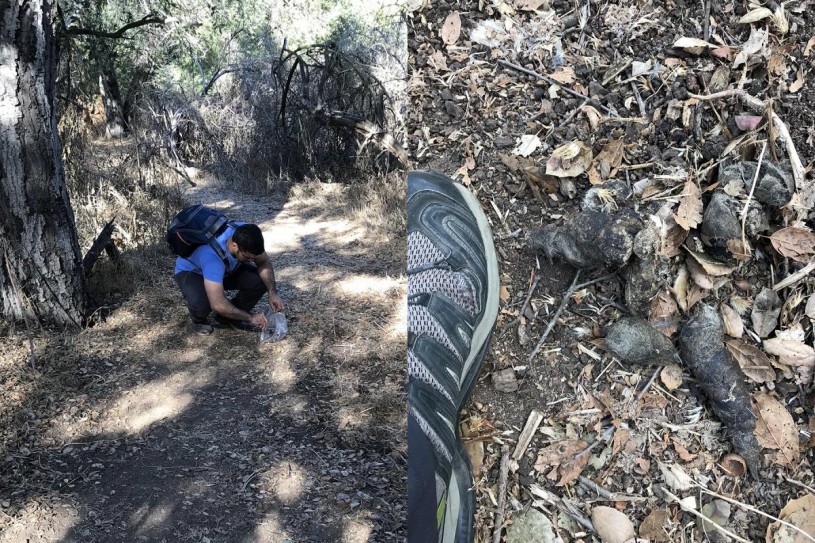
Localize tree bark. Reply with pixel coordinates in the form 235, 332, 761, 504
0, 0, 88, 326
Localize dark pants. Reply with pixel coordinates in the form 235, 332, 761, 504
175, 265, 266, 323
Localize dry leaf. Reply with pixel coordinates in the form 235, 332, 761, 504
545, 140, 592, 178
440, 11, 462, 45
789, 68, 805, 93
534, 439, 589, 486
805, 36, 815, 57
534, 439, 586, 469
687, 284, 710, 311
659, 461, 694, 491
516, 0, 547, 10
660, 364, 683, 390
588, 139, 624, 185
549, 66, 575, 85
470, 20, 507, 48
772, 5, 789, 34
649, 290, 679, 337
754, 391, 799, 467
721, 304, 744, 338
513, 134, 542, 157
725, 339, 776, 383
684, 248, 735, 276
733, 28, 768, 68
738, 7, 773, 24
806, 294, 815, 320
673, 438, 697, 461
580, 104, 603, 130
591, 506, 636, 543
500, 285, 510, 302
711, 46, 733, 60
674, 180, 703, 230
763, 338, 815, 366
770, 227, 815, 262
752, 288, 782, 338
767, 494, 815, 543
640, 509, 672, 543
673, 36, 715, 55
735, 115, 763, 131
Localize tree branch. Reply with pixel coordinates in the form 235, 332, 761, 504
66, 14, 164, 39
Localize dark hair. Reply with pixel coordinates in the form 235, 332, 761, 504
232, 224, 265, 255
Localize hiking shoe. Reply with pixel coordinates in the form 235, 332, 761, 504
190, 322, 214, 335
214, 316, 256, 332
407, 171, 499, 543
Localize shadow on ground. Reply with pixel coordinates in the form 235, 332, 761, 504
0, 179, 407, 542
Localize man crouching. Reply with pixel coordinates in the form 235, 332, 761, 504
174, 222, 285, 335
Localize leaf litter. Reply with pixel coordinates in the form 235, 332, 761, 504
409, 1, 815, 541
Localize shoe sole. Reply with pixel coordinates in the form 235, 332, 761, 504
447, 180, 500, 410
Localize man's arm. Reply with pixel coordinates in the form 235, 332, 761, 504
203, 279, 254, 321
253, 252, 285, 311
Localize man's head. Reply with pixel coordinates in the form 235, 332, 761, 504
229, 224, 265, 262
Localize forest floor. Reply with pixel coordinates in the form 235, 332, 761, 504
0, 156, 407, 542
409, 1, 815, 542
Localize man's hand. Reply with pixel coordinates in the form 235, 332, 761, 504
269, 292, 285, 312
250, 312, 268, 329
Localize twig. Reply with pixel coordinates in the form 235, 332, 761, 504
772, 260, 815, 291
702, 0, 712, 40
498, 273, 541, 340
696, 486, 815, 542
512, 410, 544, 461
498, 59, 619, 117
528, 269, 581, 361
690, 90, 805, 188
573, 271, 619, 291
529, 484, 595, 532
493, 446, 511, 543
630, 81, 646, 116
574, 425, 615, 460
784, 476, 815, 495
635, 366, 663, 403
576, 476, 645, 501
740, 141, 766, 257
660, 487, 751, 543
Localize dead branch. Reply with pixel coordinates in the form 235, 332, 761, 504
528, 269, 581, 361
492, 446, 511, 543
82, 218, 118, 275
66, 13, 164, 39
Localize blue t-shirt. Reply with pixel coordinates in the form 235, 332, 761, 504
174, 222, 246, 282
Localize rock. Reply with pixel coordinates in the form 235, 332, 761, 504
591, 506, 636, 543
507, 508, 561, 543
751, 287, 782, 338
529, 209, 642, 269
492, 368, 519, 393
605, 316, 677, 365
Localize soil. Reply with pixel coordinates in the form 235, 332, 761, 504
0, 168, 407, 541
409, 1, 815, 541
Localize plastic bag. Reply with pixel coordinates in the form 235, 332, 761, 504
260, 311, 288, 343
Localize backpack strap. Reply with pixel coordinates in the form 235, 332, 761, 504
207, 220, 239, 269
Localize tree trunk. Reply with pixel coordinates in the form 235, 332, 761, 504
0, 0, 88, 326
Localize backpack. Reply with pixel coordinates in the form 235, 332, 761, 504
167, 204, 233, 264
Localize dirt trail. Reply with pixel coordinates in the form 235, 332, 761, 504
0, 174, 407, 542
